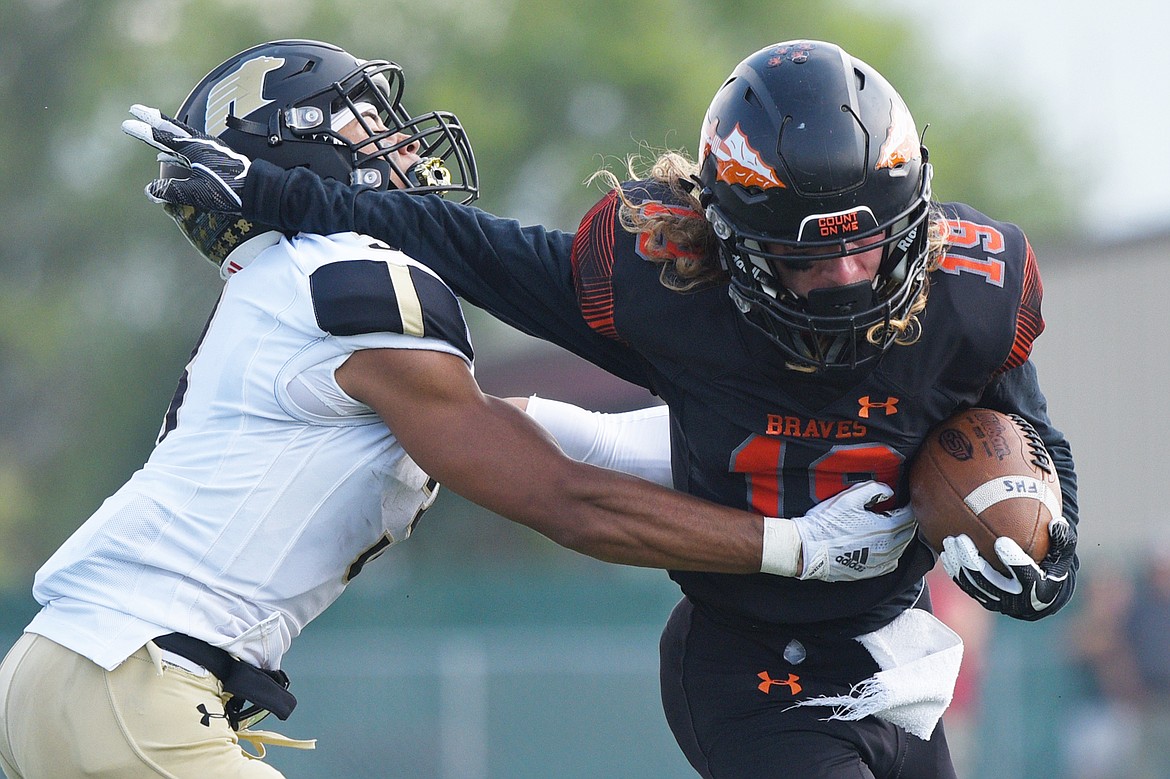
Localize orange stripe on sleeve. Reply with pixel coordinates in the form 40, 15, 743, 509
998, 239, 1045, 373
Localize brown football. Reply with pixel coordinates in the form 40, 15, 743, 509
910, 408, 1061, 573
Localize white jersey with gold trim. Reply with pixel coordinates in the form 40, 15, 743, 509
28, 232, 470, 671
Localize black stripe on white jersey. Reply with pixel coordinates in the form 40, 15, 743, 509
157, 294, 222, 445
309, 259, 473, 361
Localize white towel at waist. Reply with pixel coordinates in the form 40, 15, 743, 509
789, 607, 963, 740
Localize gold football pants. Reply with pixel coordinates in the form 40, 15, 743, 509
0, 633, 285, 779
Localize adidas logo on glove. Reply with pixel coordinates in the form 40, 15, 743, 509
835, 548, 870, 572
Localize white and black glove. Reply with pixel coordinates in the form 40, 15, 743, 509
761, 481, 916, 582
940, 516, 1077, 621
121, 104, 249, 212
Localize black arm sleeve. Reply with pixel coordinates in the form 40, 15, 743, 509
978, 360, 1079, 615
977, 360, 1079, 529
243, 160, 652, 388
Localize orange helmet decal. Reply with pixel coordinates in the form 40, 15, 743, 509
876, 99, 920, 173
766, 41, 816, 67
701, 119, 785, 190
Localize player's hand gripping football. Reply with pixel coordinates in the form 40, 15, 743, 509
940, 516, 1077, 621
121, 104, 250, 212
791, 481, 916, 582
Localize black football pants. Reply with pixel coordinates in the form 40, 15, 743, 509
659, 597, 957, 779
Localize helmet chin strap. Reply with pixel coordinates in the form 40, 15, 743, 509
803, 279, 877, 317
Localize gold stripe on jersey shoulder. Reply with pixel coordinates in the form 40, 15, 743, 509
387, 262, 424, 338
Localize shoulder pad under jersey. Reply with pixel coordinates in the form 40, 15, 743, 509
571, 179, 709, 341
309, 257, 473, 362
933, 202, 1044, 373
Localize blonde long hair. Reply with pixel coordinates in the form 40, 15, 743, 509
590, 149, 951, 350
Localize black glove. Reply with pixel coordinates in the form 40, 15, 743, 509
940, 517, 1077, 621
121, 104, 248, 212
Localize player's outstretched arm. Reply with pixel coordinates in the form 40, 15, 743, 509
513, 394, 915, 581
338, 347, 762, 573
338, 348, 913, 579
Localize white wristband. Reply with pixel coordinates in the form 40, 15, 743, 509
760, 517, 802, 577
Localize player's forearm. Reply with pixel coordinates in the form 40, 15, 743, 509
464, 397, 761, 572
523, 460, 763, 573
343, 350, 765, 575
978, 360, 1080, 526
243, 159, 571, 276
245, 161, 650, 388
428, 397, 762, 573
244, 159, 353, 234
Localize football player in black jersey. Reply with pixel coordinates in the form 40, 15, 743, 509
125, 39, 1079, 779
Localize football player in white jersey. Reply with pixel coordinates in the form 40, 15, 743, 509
0, 40, 915, 779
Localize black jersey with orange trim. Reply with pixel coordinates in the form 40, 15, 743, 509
244, 163, 1079, 634
565, 181, 1071, 631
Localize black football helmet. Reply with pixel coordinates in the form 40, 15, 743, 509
165, 39, 478, 272
697, 40, 933, 371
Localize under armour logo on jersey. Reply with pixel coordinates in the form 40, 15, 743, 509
197, 703, 229, 727
757, 671, 802, 695
858, 395, 899, 418
836, 547, 871, 572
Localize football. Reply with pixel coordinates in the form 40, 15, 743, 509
910, 408, 1061, 573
